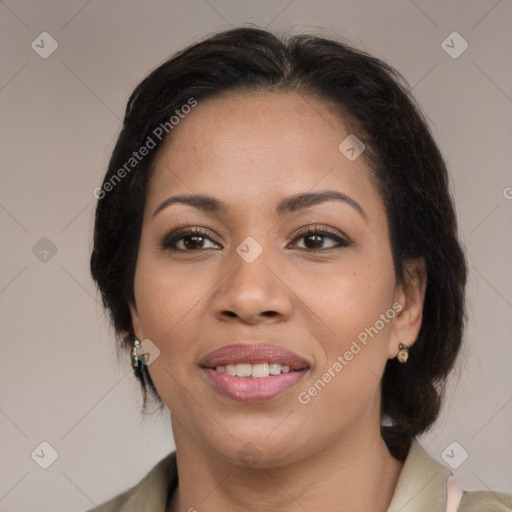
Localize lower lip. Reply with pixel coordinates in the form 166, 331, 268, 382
203, 368, 307, 403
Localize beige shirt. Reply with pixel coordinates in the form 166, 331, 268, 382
87, 439, 511, 511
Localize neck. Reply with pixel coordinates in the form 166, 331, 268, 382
167, 419, 404, 512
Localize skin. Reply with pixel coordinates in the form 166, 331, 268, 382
129, 91, 427, 512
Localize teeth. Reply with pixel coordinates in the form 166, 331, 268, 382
214, 362, 296, 378
269, 363, 281, 375
236, 363, 252, 377
252, 363, 269, 378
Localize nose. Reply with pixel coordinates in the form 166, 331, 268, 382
211, 246, 294, 325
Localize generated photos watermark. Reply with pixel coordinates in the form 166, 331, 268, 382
297, 302, 403, 405
93, 97, 198, 200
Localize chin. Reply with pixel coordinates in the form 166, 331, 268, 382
194, 414, 317, 469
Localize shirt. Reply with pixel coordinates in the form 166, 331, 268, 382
86, 439, 512, 511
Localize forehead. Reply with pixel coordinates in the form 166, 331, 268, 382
148, 91, 378, 215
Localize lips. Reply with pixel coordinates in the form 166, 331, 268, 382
199, 343, 310, 403
199, 343, 310, 371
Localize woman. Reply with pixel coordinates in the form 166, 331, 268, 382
88, 27, 511, 511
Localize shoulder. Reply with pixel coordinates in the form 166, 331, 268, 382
386, 437, 512, 512
458, 490, 512, 511
84, 451, 178, 512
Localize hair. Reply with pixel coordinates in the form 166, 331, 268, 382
90, 26, 467, 455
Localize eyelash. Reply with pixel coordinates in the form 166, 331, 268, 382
161, 224, 351, 253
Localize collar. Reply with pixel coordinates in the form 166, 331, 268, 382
386, 438, 453, 512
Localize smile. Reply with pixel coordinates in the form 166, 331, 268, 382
215, 362, 293, 378
200, 342, 310, 403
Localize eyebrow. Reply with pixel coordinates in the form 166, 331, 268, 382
153, 190, 367, 222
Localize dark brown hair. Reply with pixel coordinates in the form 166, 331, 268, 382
90, 27, 467, 449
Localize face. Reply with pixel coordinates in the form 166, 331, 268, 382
130, 91, 424, 466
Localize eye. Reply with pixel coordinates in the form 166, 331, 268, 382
162, 224, 350, 253
290, 225, 350, 251
162, 227, 221, 252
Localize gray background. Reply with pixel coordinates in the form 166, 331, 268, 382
0, 1, 511, 510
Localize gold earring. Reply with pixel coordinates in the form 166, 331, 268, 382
131, 338, 142, 368
397, 343, 409, 363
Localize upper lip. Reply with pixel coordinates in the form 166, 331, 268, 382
199, 343, 310, 371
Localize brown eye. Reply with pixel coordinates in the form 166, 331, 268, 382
162, 228, 221, 251
291, 226, 350, 251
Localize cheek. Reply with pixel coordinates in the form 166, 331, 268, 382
298, 273, 396, 422
133, 254, 201, 358
133, 262, 202, 407
301, 255, 394, 322
300, 255, 396, 374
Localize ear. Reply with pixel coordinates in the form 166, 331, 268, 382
128, 300, 144, 341
387, 258, 427, 359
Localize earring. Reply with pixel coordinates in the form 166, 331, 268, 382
397, 343, 409, 363
131, 338, 142, 368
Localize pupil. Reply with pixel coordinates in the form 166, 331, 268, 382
185, 235, 202, 249
306, 235, 322, 248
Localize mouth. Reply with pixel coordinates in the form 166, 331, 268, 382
199, 343, 310, 403
214, 362, 295, 378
